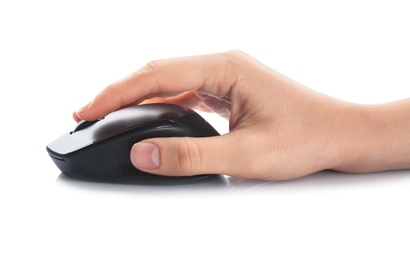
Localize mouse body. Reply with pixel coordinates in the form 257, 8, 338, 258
46, 103, 220, 184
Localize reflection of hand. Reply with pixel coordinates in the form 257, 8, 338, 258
74, 51, 410, 180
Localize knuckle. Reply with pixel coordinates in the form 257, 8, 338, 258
223, 49, 249, 59
176, 139, 202, 174
222, 50, 251, 67
104, 83, 120, 96
140, 59, 163, 73
219, 50, 250, 84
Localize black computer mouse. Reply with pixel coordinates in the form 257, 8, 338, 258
46, 103, 220, 184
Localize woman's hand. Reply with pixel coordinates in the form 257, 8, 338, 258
74, 51, 410, 180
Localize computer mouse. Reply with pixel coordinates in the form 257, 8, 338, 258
46, 103, 220, 184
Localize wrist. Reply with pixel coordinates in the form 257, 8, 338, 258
332, 100, 410, 173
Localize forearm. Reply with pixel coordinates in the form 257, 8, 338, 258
334, 98, 410, 173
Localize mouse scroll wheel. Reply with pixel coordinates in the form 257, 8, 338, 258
71, 117, 104, 134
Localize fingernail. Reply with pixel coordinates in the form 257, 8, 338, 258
131, 143, 160, 169
76, 102, 91, 114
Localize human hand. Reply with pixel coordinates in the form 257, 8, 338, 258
74, 51, 404, 180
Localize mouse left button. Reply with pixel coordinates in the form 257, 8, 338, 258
71, 118, 103, 134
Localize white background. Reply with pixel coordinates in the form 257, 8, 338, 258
1, 0, 410, 259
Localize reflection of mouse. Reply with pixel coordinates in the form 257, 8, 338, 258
46, 103, 220, 184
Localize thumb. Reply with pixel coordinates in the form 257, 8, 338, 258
130, 135, 239, 177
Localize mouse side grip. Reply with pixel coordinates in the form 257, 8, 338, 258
53, 121, 219, 184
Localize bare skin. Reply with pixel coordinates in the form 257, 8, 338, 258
74, 50, 410, 180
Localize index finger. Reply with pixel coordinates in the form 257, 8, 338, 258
74, 51, 241, 121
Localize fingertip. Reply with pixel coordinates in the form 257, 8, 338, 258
73, 94, 116, 121
72, 112, 81, 122
72, 102, 91, 121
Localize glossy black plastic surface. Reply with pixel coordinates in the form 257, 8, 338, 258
46, 103, 220, 184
